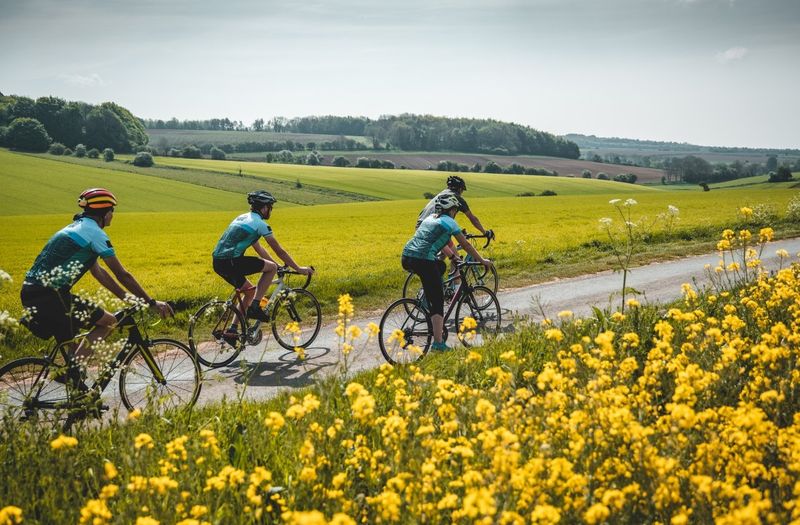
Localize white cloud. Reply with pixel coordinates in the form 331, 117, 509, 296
715, 46, 748, 63
58, 73, 106, 87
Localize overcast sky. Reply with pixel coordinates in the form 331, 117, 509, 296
1, 0, 798, 148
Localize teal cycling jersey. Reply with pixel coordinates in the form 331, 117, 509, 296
403, 215, 462, 261
25, 217, 116, 289
212, 211, 273, 259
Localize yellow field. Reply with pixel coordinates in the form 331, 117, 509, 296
2, 188, 798, 318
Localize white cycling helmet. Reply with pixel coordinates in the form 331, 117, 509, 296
434, 193, 460, 214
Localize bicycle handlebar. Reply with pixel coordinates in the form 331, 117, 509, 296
277, 265, 314, 289
461, 229, 494, 249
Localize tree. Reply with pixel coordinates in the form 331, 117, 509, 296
182, 145, 202, 158
87, 148, 100, 159
210, 146, 226, 160
332, 156, 350, 167
74, 143, 87, 157
103, 148, 115, 162
766, 155, 778, 171
768, 166, 792, 182
6, 117, 51, 151
84, 107, 129, 151
597, 172, 609, 180
133, 151, 154, 167
252, 118, 264, 131
483, 161, 502, 174
582, 169, 592, 178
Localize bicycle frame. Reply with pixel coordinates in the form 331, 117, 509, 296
28, 308, 162, 410
226, 268, 296, 329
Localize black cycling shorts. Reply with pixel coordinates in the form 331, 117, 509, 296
402, 256, 446, 316
20, 284, 105, 343
213, 256, 266, 289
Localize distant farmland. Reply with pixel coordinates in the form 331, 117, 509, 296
146, 129, 372, 148
230, 150, 667, 183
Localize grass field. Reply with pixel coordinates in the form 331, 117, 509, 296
126, 156, 654, 200
2, 148, 799, 362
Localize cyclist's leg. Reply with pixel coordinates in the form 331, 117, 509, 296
253, 259, 278, 306
403, 257, 446, 343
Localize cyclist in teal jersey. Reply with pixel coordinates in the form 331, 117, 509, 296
402, 193, 492, 351
20, 188, 173, 387
416, 175, 494, 274
212, 190, 313, 325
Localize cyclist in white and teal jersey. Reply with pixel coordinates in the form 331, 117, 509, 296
212, 190, 313, 326
20, 188, 172, 387
402, 193, 492, 352
416, 175, 494, 269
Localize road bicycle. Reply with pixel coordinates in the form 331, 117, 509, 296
0, 305, 201, 423
188, 266, 321, 368
402, 230, 498, 306
379, 260, 501, 365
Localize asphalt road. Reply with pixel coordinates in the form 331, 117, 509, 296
186, 237, 800, 407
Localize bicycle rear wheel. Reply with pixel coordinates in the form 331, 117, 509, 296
455, 285, 501, 347
272, 289, 322, 350
119, 339, 201, 412
379, 298, 432, 365
0, 357, 68, 421
189, 300, 246, 368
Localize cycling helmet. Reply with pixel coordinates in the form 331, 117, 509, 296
247, 190, 277, 207
78, 188, 116, 210
447, 175, 467, 192
434, 192, 461, 214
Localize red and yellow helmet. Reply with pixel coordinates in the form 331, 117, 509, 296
78, 188, 117, 210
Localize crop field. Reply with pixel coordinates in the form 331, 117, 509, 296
227, 150, 667, 183
146, 129, 372, 148
127, 156, 655, 200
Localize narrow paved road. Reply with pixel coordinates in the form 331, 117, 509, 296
93, 238, 800, 412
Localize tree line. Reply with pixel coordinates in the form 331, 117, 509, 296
662, 155, 799, 184
0, 94, 147, 153
144, 114, 581, 159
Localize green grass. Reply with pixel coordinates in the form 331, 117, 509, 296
0, 149, 244, 215
26, 152, 377, 206
130, 156, 655, 200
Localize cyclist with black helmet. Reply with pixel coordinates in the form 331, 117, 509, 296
20, 188, 173, 388
403, 193, 492, 352
212, 190, 313, 327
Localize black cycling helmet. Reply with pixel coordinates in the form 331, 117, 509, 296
247, 190, 277, 208
447, 175, 466, 192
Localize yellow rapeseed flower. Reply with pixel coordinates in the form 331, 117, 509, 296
134, 433, 154, 450
0, 506, 23, 525
50, 435, 78, 451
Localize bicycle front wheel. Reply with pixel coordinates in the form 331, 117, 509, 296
464, 264, 499, 300
119, 339, 201, 412
0, 357, 68, 420
272, 289, 322, 350
189, 300, 246, 368
455, 285, 501, 347
379, 298, 432, 365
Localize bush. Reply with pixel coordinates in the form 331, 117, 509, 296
74, 144, 87, 158
613, 173, 638, 184
380, 160, 395, 169
332, 156, 350, 167
582, 169, 592, 178
768, 166, 793, 183
103, 148, 115, 162
356, 157, 371, 168
133, 151, 154, 167
63, 148, 73, 156
182, 145, 202, 159
483, 161, 502, 174
786, 194, 800, 221
6, 117, 51, 152
168, 148, 181, 157
516, 191, 536, 197
597, 172, 609, 180
503, 163, 526, 175
48, 142, 66, 155
540, 190, 558, 196
87, 148, 100, 159
423, 192, 435, 199
210, 147, 226, 160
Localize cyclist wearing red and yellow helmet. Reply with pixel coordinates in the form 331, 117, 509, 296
20, 188, 172, 383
